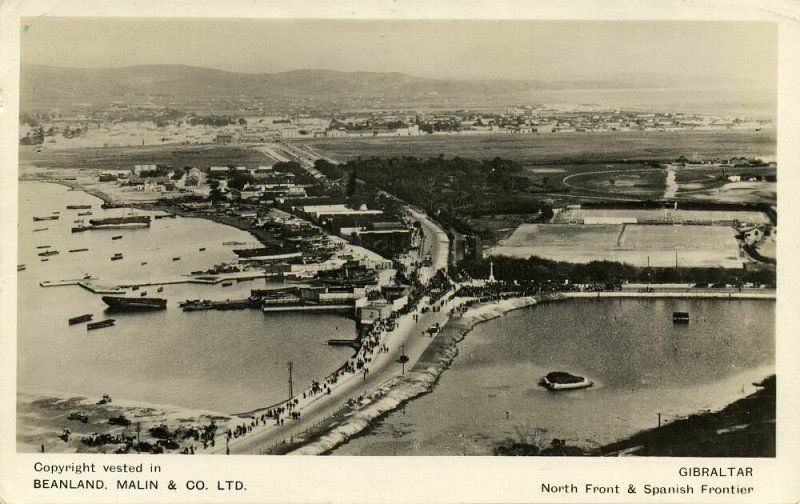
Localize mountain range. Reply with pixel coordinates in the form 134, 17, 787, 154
20, 64, 743, 110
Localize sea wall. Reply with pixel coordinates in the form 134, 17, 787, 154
292, 295, 558, 455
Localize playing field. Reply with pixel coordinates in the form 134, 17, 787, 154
553, 208, 770, 225
489, 223, 743, 268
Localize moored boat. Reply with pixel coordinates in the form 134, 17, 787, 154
69, 248, 89, 253
112, 235, 122, 240
33, 228, 48, 232
17, 264, 26, 271
38, 250, 59, 257
102, 296, 167, 311
69, 314, 93, 325
36, 245, 51, 249
78, 211, 92, 216
540, 371, 593, 391
66, 205, 92, 209
33, 215, 59, 221
87, 319, 115, 330
88, 215, 151, 229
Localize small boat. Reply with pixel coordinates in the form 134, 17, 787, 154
223, 241, 246, 246
140, 292, 148, 297
112, 235, 122, 240
52, 211, 60, 215
69, 314, 93, 325
131, 286, 139, 291
74, 219, 84, 224
33, 215, 59, 221
69, 248, 89, 253
36, 245, 51, 249
67, 205, 92, 210
78, 211, 93, 216
154, 213, 176, 219
40, 258, 49, 262
157, 287, 164, 293
221, 281, 233, 287
199, 247, 206, 251
540, 372, 593, 391
141, 261, 148, 266
111, 253, 123, 261
673, 311, 690, 323
87, 319, 115, 330
33, 228, 48, 232
17, 264, 26, 271
173, 257, 180, 261
38, 250, 59, 257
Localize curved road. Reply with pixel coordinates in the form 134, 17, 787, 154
211, 208, 450, 455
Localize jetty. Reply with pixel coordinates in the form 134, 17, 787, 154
40, 278, 125, 295
262, 304, 352, 313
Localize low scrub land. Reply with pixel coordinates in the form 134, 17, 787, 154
300, 130, 775, 164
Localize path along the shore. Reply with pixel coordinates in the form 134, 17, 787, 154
206, 208, 451, 454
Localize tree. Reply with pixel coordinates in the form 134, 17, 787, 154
238, 117, 247, 125
209, 188, 227, 204
347, 171, 357, 198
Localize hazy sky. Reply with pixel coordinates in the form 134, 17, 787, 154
21, 18, 776, 85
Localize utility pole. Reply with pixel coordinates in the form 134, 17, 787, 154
287, 361, 294, 399
658, 413, 662, 428
136, 422, 141, 453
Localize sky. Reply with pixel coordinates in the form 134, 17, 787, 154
20, 18, 776, 86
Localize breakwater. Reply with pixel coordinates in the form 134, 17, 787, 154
291, 294, 553, 455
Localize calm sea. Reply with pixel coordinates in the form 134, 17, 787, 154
17, 182, 354, 413
334, 298, 775, 455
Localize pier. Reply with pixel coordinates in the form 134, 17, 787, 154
262, 304, 352, 313
39, 278, 125, 294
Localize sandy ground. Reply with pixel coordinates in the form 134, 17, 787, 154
17, 389, 234, 454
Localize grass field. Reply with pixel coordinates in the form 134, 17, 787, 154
490, 223, 743, 268
19, 144, 273, 171
553, 208, 771, 225
298, 130, 775, 164
562, 167, 666, 196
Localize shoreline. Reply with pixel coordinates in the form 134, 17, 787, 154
16, 287, 776, 454
291, 294, 556, 455
292, 292, 774, 455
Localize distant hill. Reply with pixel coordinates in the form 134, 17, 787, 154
20, 64, 657, 110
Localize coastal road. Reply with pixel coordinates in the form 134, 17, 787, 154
211, 209, 451, 454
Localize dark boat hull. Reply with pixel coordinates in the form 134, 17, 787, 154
69, 314, 93, 325
102, 296, 167, 311
87, 319, 115, 330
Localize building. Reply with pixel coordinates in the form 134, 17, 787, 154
132, 164, 157, 176
358, 301, 393, 325
300, 286, 366, 304
185, 167, 204, 186
214, 134, 234, 144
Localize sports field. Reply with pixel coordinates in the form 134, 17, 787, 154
489, 223, 743, 268
553, 208, 770, 225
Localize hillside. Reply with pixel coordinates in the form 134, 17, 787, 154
21, 64, 648, 110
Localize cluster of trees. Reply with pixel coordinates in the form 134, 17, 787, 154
458, 255, 776, 287
313, 155, 549, 236
188, 114, 236, 127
